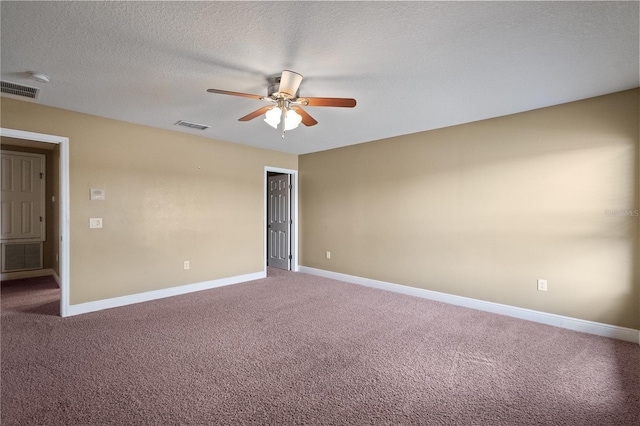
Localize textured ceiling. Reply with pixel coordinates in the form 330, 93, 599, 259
1, 1, 638, 155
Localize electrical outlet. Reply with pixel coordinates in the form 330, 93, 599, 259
326, 251, 331, 259
184, 260, 190, 270
89, 218, 102, 228
537, 279, 548, 292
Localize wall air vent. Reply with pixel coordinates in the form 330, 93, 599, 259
1, 81, 40, 99
175, 120, 210, 130
2, 242, 43, 272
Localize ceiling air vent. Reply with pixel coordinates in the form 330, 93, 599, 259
175, 120, 210, 130
1, 81, 40, 99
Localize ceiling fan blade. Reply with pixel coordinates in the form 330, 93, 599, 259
238, 106, 273, 121
300, 97, 357, 107
291, 106, 318, 127
207, 88, 264, 100
278, 70, 303, 97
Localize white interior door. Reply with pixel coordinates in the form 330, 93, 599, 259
1, 151, 45, 241
267, 174, 290, 270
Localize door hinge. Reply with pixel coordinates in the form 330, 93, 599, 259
289, 255, 292, 260
39, 172, 43, 179
40, 216, 43, 222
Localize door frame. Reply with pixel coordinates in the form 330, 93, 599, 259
264, 166, 298, 272
0, 128, 70, 317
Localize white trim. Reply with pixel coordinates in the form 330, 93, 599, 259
66, 271, 265, 316
0, 128, 70, 317
264, 167, 299, 272
1, 268, 56, 281
298, 266, 640, 344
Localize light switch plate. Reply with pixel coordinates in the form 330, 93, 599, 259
89, 218, 103, 228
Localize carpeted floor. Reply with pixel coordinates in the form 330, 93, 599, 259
2, 269, 639, 425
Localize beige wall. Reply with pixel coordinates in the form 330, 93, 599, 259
300, 89, 639, 329
1, 98, 297, 304
2, 90, 638, 329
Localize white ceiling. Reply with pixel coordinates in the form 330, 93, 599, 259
1, 1, 638, 155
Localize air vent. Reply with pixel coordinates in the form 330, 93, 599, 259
175, 120, 210, 130
1, 81, 40, 99
2, 242, 43, 272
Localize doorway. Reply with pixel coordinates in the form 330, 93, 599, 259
0, 128, 70, 317
264, 167, 298, 272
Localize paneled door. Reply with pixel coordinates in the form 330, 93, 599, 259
1, 151, 45, 241
267, 174, 290, 270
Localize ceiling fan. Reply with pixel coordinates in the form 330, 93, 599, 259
207, 70, 356, 138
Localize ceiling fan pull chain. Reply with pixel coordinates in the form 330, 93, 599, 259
281, 104, 287, 138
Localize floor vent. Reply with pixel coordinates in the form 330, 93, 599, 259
175, 120, 210, 130
2, 242, 43, 272
1, 81, 40, 99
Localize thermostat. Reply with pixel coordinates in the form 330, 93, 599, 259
90, 188, 105, 201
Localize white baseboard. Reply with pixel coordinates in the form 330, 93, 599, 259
298, 266, 640, 344
1, 268, 57, 282
51, 271, 61, 288
66, 271, 266, 317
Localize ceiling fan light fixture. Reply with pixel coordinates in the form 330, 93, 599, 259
284, 109, 302, 130
264, 107, 281, 128
207, 69, 356, 137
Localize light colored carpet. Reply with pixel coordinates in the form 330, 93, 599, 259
2, 269, 639, 425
